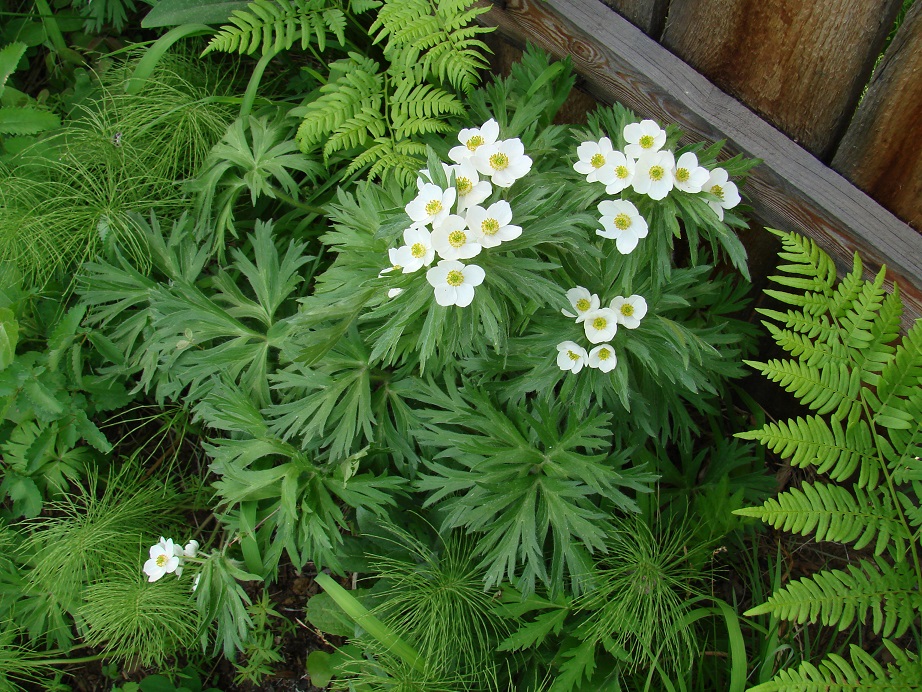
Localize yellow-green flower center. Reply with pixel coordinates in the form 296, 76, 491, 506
576, 298, 591, 312
620, 303, 634, 316
567, 350, 581, 361
590, 153, 606, 168
489, 152, 509, 171
156, 554, 169, 567
411, 243, 426, 258
711, 184, 724, 199
597, 347, 612, 360
649, 165, 664, 181
639, 134, 655, 149
675, 168, 689, 183
592, 316, 607, 330
615, 165, 629, 179
446, 269, 464, 287
456, 177, 473, 195
425, 199, 443, 216
448, 230, 467, 248
614, 213, 632, 231
481, 218, 500, 236
466, 135, 485, 151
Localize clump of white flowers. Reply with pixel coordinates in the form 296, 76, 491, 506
381, 119, 532, 308
556, 286, 648, 375
143, 536, 200, 583
575, 119, 742, 255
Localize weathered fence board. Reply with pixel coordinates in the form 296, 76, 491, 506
478, 0, 922, 325
832, 0, 922, 231
597, 0, 667, 37
660, 0, 903, 161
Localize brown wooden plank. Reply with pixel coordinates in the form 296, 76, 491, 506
596, 0, 668, 37
832, 1, 922, 232
660, 0, 903, 160
477, 0, 922, 326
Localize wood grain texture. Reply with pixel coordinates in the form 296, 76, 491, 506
832, 1, 922, 231
478, 0, 922, 325
596, 0, 668, 36
661, 0, 902, 160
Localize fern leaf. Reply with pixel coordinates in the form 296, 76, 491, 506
745, 358, 860, 421
877, 390, 922, 485
734, 482, 908, 556
764, 229, 837, 306
745, 557, 922, 638
838, 266, 887, 351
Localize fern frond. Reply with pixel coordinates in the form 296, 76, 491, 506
828, 251, 865, 318
204, 0, 347, 56
745, 358, 860, 421
346, 138, 427, 185
736, 415, 879, 487
734, 482, 908, 556
745, 557, 922, 638
878, 390, 922, 485
764, 322, 851, 368
763, 228, 837, 310
838, 266, 887, 351
749, 643, 922, 691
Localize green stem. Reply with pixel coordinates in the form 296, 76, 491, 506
270, 188, 325, 215
27, 653, 108, 666
240, 47, 280, 120
33, 0, 66, 56
125, 25, 213, 95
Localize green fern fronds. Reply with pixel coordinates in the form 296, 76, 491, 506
744, 358, 860, 421
735, 482, 908, 556
203, 0, 347, 56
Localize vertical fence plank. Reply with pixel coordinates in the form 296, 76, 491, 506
597, 0, 669, 37
832, 2, 922, 231
661, 0, 902, 160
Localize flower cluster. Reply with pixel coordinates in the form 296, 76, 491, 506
382, 119, 532, 307
556, 286, 647, 374
575, 120, 742, 254
143, 536, 200, 583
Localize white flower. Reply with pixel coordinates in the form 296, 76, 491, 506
472, 138, 532, 188
379, 264, 400, 276
431, 214, 481, 261
582, 307, 619, 344
406, 183, 455, 228
426, 260, 485, 307
623, 119, 667, 159
574, 137, 619, 184
387, 288, 404, 299
451, 162, 492, 212
449, 118, 500, 163
556, 341, 588, 373
588, 344, 618, 372
632, 150, 675, 200
465, 201, 521, 248
183, 539, 200, 558
597, 199, 649, 254
390, 227, 435, 272
673, 152, 710, 193
562, 286, 600, 321
603, 151, 636, 194
609, 294, 648, 329
143, 536, 182, 583
703, 168, 741, 221
192, 574, 201, 593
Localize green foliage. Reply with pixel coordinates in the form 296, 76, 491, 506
0, 41, 61, 143
233, 590, 287, 684
192, 549, 261, 658
736, 229, 922, 688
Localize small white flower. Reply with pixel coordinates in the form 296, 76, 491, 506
574, 137, 619, 184
426, 260, 485, 307
582, 307, 619, 344
379, 264, 400, 276
406, 183, 455, 228
603, 152, 636, 194
465, 201, 521, 248
632, 150, 675, 200
143, 536, 182, 583
387, 288, 404, 298
451, 162, 492, 212
597, 199, 649, 254
673, 152, 710, 194
183, 540, 200, 558
431, 215, 481, 261
562, 286, 600, 321
588, 344, 618, 372
623, 119, 667, 159
703, 168, 741, 221
556, 341, 589, 374
449, 119, 500, 163
472, 138, 532, 188
609, 295, 648, 329
390, 227, 436, 272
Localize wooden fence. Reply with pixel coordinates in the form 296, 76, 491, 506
478, 0, 922, 325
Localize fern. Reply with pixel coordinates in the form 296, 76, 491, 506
203, 0, 347, 56
737, 229, 922, 689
